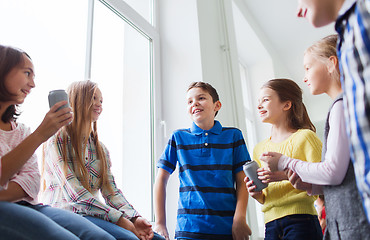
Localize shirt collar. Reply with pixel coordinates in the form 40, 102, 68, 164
338, 0, 357, 16
190, 120, 222, 135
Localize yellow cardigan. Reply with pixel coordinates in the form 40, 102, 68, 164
253, 129, 322, 224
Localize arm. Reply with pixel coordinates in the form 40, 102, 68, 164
154, 168, 170, 240
100, 144, 139, 219
0, 182, 27, 202
99, 145, 152, 239
232, 171, 252, 240
0, 102, 72, 185
261, 102, 349, 186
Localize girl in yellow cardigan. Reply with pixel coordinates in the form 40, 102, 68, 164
245, 78, 322, 239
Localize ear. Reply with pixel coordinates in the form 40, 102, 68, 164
283, 101, 292, 111
327, 56, 338, 74
214, 100, 222, 112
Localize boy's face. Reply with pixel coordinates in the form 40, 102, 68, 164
297, 0, 344, 27
187, 87, 221, 130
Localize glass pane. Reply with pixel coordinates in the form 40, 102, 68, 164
0, 0, 87, 140
91, 1, 153, 220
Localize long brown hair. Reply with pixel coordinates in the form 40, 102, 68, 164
58, 80, 112, 192
0, 45, 31, 122
263, 78, 316, 132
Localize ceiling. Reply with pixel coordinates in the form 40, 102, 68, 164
233, 0, 336, 121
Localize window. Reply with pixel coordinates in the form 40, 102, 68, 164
0, 0, 160, 221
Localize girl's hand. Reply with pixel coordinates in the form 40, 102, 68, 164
257, 168, 288, 183
287, 169, 312, 191
35, 101, 73, 142
259, 152, 282, 172
133, 217, 154, 240
116, 217, 141, 238
244, 177, 263, 203
154, 223, 170, 240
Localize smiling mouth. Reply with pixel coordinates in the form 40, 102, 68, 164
193, 109, 202, 114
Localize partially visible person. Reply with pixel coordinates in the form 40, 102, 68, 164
0, 44, 115, 240
154, 81, 252, 240
296, 0, 370, 223
245, 78, 323, 239
315, 195, 326, 235
41, 80, 164, 240
260, 35, 370, 239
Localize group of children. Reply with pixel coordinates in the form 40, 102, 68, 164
1, 0, 370, 239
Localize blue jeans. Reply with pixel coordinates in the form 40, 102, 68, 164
0, 201, 115, 240
85, 216, 166, 240
265, 214, 323, 240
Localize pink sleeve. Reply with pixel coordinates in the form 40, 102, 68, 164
10, 152, 40, 203
279, 101, 350, 185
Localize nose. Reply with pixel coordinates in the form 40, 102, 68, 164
303, 77, 308, 83
257, 103, 262, 110
29, 77, 35, 88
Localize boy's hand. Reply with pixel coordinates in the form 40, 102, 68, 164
257, 168, 288, 183
154, 223, 169, 240
287, 169, 312, 191
232, 217, 251, 240
259, 152, 282, 172
133, 217, 154, 240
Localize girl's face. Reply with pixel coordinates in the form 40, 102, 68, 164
4, 54, 35, 105
303, 52, 331, 95
187, 87, 221, 129
257, 87, 289, 124
91, 87, 103, 122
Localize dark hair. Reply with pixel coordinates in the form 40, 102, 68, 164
187, 81, 220, 116
0, 45, 31, 122
263, 78, 316, 132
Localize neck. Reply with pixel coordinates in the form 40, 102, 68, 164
327, 83, 343, 100
196, 120, 215, 131
270, 124, 297, 143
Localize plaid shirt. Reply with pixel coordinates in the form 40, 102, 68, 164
335, 0, 370, 222
41, 134, 139, 223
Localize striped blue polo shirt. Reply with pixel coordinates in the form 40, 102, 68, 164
157, 120, 250, 239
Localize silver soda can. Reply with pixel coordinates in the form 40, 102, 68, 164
243, 160, 268, 192
48, 89, 70, 111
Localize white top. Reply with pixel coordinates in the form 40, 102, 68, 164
278, 100, 350, 195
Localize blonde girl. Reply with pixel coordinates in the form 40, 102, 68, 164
246, 78, 323, 239
41, 80, 165, 240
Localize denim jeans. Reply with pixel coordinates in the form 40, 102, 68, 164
85, 216, 166, 240
265, 214, 323, 240
0, 201, 115, 240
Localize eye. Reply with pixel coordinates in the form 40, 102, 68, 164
188, 100, 192, 105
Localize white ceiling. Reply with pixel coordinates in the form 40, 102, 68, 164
233, 0, 336, 121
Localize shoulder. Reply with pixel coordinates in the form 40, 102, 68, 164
173, 128, 191, 135
294, 129, 320, 140
15, 122, 32, 135
292, 129, 322, 150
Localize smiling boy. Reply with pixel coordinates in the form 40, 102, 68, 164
154, 82, 252, 240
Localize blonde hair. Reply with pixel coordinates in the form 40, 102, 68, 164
305, 34, 340, 84
58, 80, 112, 193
